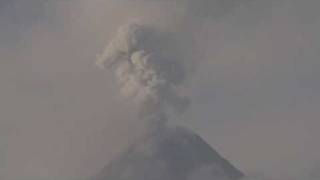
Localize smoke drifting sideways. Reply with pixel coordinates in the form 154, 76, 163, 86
96, 22, 189, 130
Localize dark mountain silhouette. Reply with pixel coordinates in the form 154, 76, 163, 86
94, 126, 243, 180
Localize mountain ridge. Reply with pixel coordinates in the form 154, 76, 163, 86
94, 126, 244, 180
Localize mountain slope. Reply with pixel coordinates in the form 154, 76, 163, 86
94, 127, 243, 180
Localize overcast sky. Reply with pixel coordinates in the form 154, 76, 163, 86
1, 0, 320, 180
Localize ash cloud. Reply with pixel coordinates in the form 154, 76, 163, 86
96, 22, 189, 129
94, 0, 248, 129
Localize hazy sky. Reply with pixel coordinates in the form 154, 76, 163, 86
1, 0, 320, 180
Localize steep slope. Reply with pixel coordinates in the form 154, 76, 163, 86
94, 127, 243, 180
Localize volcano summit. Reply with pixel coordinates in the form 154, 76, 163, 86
94, 127, 243, 180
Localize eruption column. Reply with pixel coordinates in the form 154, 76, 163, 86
96, 23, 189, 130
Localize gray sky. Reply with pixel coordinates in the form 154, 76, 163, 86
1, 0, 320, 180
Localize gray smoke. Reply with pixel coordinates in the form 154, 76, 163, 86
96, 22, 189, 128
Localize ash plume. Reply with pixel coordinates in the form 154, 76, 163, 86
96, 22, 189, 129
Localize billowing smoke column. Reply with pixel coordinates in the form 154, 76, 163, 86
96, 22, 189, 129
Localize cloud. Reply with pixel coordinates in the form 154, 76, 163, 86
96, 22, 189, 130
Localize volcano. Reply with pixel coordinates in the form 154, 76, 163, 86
94, 127, 243, 180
